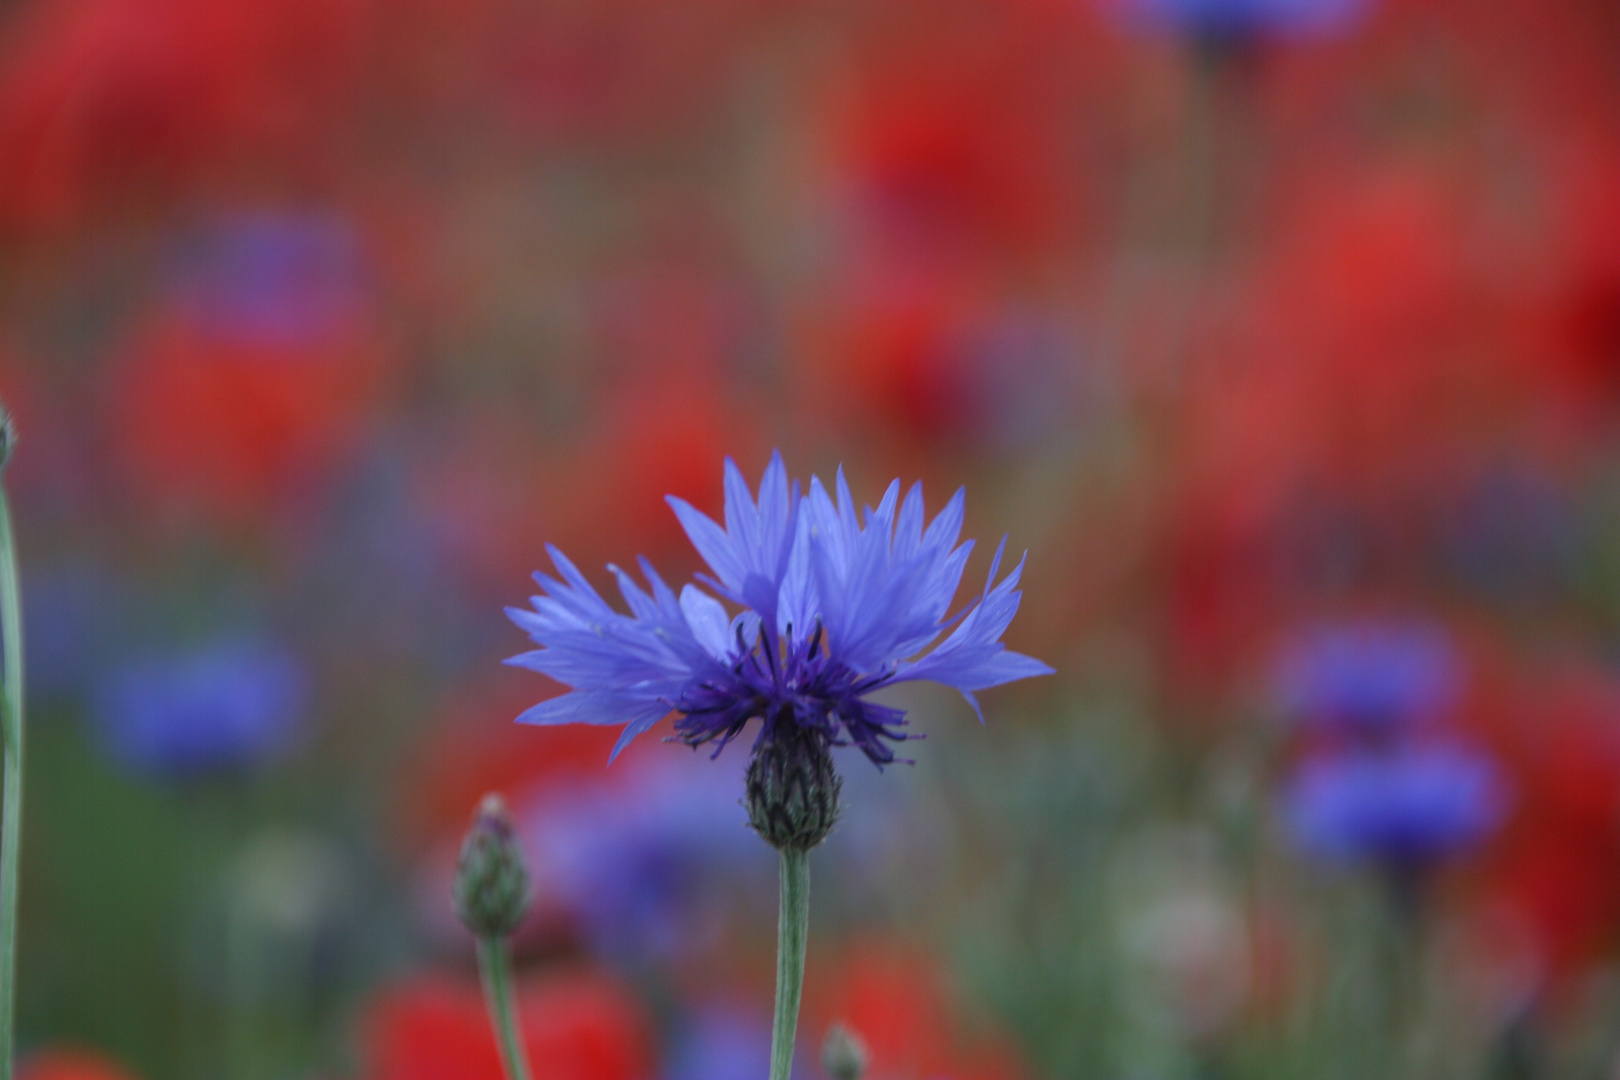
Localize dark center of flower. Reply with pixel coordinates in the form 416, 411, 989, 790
670, 622, 912, 767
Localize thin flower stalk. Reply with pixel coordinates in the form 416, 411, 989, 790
0, 451, 24, 1080
769, 849, 809, 1080
476, 936, 533, 1080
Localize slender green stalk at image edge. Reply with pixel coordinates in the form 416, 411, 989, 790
0, 485, 24, 1080
476, 935, 532, 1080
769, 849, 809, 1080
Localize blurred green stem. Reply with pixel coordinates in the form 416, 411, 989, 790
769, 849, 809, 1080
476, 936, 531, 1080
0, 484, 24, 1080
1382, 870, 1427, 1080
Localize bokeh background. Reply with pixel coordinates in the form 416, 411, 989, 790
0, 0, 1618, 1076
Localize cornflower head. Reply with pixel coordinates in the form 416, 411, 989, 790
1108, 0, 1370, 40
505, 452, 1051, 789
1281, 741, 1507, 871
1272, 618, 1462, 738
92, 633, 310, 779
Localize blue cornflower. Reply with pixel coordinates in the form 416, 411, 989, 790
1272, 619, 1462, 736
24, 563, 125, 700
506, 453, 1052, 766
92, 635, 311, 778
662, 1005, 774, 1080
1282, 742, 1506, 869
176, 210, 366, 348
1109, 0, 1370, 39
518, 755, 767, 961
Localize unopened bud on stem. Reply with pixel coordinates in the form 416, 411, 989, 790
454, 793, 531, 939
822, 1022, 869, 1080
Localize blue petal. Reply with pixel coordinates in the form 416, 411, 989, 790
667, 497, 747, 589
667, 452, 799, 620
680, 585, 734, 661
893, 546, 1055, 692
514, 689, 667, 729
802, 471, 981, 673
507, 545, 710, 760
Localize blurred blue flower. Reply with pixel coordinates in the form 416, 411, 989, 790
92, 635, 311, 777
1273, 620, 1462, 735
517, 754, 769, 961
1108, 0, 1369, 39
957, 310, 1092, 456
1282, 743, 1506, 868
507, 453, 1052, 765
661, 1005, 775, 1080
1442, 465, 1576, 605
23, 563, 124, 700
175, 210, 367, 348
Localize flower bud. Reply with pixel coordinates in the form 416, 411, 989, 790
453, 793, 531, 939
745, 723, 842, 852
822, 1022, 869, 1080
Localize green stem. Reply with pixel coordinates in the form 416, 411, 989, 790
769, 848, 810, 1080
0, 484, 24, 1080
476, 936, 531, 1080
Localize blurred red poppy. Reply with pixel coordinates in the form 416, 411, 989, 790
0, 0, 379, 231
395, 670, 624, 850
17, 1049, 139, 1080
362, 967, 653, 1080
806, 943, 1025, 1080
1480, 670, 1620, 989
484, 0, 760, 147
101, 213, 393, 533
